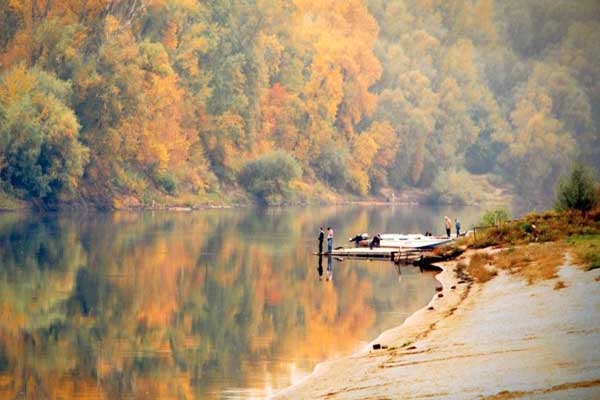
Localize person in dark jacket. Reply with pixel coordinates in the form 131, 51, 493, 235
349, 233, 368, 247
369, 233, 381, 249
318, 227, 324, 253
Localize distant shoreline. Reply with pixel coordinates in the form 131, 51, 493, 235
0, 178, 517, 212
0, 198, 512, 213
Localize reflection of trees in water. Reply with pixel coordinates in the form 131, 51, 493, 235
0, 214, 87, 398
0, 209, 441, 398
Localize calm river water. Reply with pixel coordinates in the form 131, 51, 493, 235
0, 205, 482, 399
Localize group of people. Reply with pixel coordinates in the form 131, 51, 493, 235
444, 216, 461, 238
317, 227, 334, 254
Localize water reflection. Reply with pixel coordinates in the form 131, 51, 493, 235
395, 263, 402, 283
317, 255, 323, 281
0, 205, 482, 399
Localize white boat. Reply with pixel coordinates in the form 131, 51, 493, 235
362, 233, 453, 250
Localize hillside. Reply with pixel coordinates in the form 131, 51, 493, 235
0, 1, 599, 208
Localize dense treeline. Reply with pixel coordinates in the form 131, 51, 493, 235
369, 0, 600, 205
0, 0, 598, 207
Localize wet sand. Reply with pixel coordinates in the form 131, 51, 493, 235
273, 250, 600, 399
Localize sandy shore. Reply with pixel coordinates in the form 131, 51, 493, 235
273, 250, 600, 399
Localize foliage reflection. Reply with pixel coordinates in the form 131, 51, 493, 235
0, 206, 465, 399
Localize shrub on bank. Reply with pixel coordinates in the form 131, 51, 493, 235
239, 151, 301, 205
479, 209, 511, 227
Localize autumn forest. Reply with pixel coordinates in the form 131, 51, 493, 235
1, 0, 599, 208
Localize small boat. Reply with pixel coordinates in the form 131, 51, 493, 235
360, 233, 453, 250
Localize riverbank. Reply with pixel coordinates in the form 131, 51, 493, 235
0, 173, 514, 211
273, 247, 600, 399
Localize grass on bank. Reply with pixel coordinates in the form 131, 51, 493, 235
567, 234, 600, 271
457, 208, 600, 284
0, 189, 26, 210
468, 210, 600, 248
465, 252, 497, 283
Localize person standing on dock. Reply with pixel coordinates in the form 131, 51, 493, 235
327, 227, 333, 253
455, 218, 461, 237
318, 227, 324, 254
444, 216, 452, 238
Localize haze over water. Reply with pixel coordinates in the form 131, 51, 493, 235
0, 205, 482, 399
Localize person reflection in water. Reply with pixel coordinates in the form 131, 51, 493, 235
317, 254, 324, 280
326, 255, 333, 281
394, 262, 402, 283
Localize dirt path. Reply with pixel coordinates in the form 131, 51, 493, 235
273, 252, 600, 399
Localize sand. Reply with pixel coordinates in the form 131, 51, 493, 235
273, 250, 600, 399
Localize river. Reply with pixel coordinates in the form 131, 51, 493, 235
0, 205, 483, 399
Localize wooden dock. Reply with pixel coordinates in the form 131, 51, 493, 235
315, 247, 435, 264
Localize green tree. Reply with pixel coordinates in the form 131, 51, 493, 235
555, 164, 597, 212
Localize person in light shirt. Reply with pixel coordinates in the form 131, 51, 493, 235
326, 227, 333, 253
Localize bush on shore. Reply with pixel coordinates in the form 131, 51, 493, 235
238, 151, 301, 205
479, 208, 511, 227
